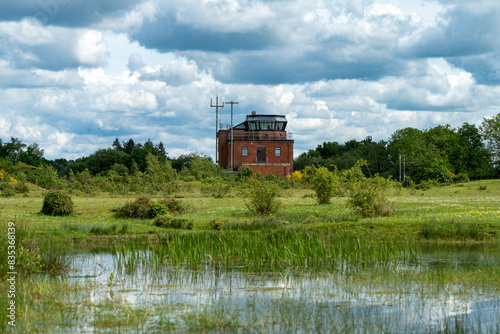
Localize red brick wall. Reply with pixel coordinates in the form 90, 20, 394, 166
218, 129, 293, 177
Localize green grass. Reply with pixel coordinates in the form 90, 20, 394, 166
0, 180, 499, 245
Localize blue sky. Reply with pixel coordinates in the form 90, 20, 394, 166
0, 0, 499, 160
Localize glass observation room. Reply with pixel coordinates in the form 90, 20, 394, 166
234, 114, 288, 131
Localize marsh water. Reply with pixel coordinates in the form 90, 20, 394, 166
35, 242, 498, 333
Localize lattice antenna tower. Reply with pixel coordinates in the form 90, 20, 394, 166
210, 94, 224, 164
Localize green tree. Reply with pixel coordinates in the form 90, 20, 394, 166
19, 143, 45, 166
112, 138, 123, 151
34, 165, 61, 189
457, 123, 494, 179
2, 137, 26, 162
85, 148, 129, 175
480, 113, 500, 168
424, 158, 453, 183
388, 128, 439, 183
123, 139, 136, 154
145, 152, 176, 185
360, 137, 391, 177
293, 150, 323, 171
316, 141, 342, 159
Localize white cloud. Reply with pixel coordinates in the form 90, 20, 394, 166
171, 0, 275, 33
75, 30, 109, 66
0, 19, 55, 45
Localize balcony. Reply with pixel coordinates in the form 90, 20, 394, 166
231, 132, 293, 141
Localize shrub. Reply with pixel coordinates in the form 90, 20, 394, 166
153, 214, 192, 229
14, 183, 30, 194
304, 165, 341, 204
244, 178, 281, 215
209, 218, 229, 230
201, 177, 231, 198
113, 196, 151, 218
237, 166, 254, 179
287, 170, 304, 182
113, 197, 187, 218
41, 191, 74, 216
1, 188, 15, 198
149, 201, 169, 217
158, 198, 187, 214
452, 173, 470, 183
35, 165, 61, 189
18, 245, 42, 274
343, 160, 394, 218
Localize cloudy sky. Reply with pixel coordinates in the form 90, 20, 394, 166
1, 0, 499, 160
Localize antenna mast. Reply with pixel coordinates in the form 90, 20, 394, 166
210, 95, 224, 164
225, 100, 239, 171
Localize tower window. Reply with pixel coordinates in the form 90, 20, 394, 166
275, 147, 281, 157
242, 146, 248, 156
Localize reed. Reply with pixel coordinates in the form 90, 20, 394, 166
111, 230, 420, 273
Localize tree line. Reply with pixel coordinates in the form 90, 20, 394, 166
0, 137, 220, 195
1, 113, 499, 189
294, 115, 500, 184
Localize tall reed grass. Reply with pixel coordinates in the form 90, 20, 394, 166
112, 230, 420, 273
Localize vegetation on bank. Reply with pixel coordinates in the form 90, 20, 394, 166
0, 112, 499, 192
1, 177, 499, 249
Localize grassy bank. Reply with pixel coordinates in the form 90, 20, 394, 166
1, 179, 499, 245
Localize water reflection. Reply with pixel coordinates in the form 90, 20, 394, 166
62, 244, 500, 333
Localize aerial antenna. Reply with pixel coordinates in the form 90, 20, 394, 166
210, 95, 224, 164
225, 100, 239, 171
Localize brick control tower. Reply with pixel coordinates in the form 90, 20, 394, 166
218, 111, 294, 177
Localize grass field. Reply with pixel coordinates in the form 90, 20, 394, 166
1, 179, 499, 244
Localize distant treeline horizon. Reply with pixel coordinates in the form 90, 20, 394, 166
1, 113, 499, 184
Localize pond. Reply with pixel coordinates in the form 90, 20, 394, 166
14, 242, 499, 333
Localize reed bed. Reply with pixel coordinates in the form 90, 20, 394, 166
112, 230, 420, 273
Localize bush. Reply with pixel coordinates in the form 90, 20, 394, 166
452, 173, 470, 183
149, 201, 169, 217
113, 196, 152, 218
14, 183, 30, 194
41, 191, 74, 216
158, 198, 187, 214
304, 165, 341, 204
209, 218, 229, 230
34, 165, 61, 189
244, 178, 281, 215
153, 214, 192, 229
113, 197, 187, 218
201, 177, 231, 198
237, 166, 254, 180
1, 188, 15, 197
343, 160, 394, 218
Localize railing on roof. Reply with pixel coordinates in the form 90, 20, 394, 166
231, 132, 293, 141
